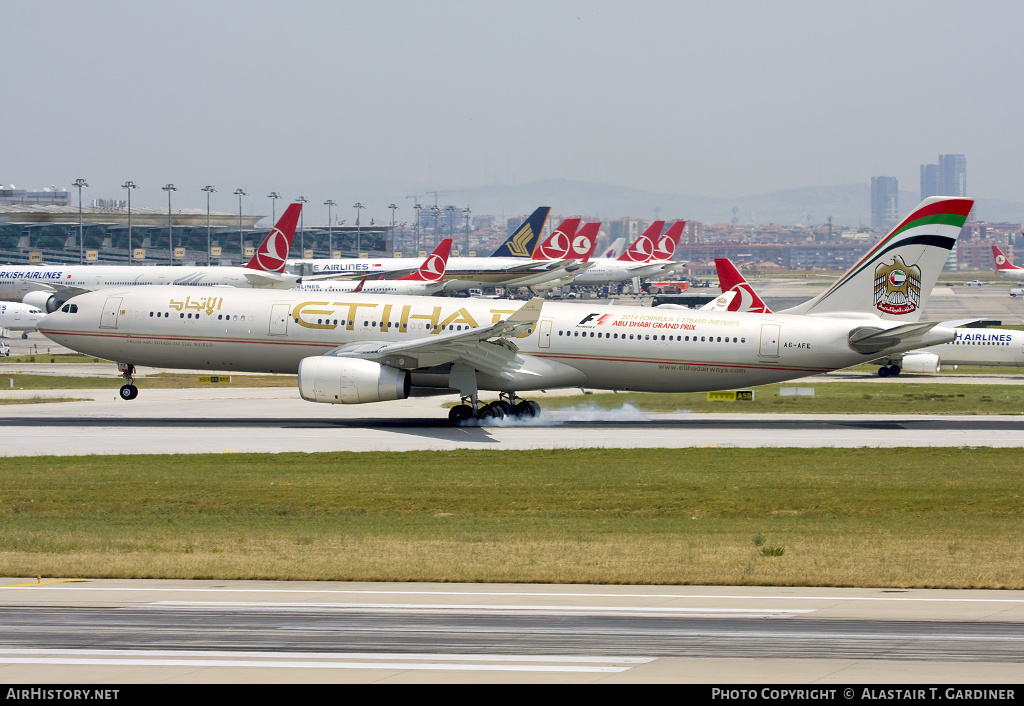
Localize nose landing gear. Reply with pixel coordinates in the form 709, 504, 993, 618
118, 363, 139, 400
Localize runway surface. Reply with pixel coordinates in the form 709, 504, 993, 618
2, 578, 1023, 683
2, 386, 1024, 454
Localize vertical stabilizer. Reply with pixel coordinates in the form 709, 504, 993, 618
490, 207, 550, 258
782, 197, 973, 321
245, 203, 301, 273
714, 258, 773, 313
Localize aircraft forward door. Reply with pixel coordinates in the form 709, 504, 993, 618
269, 303, 289, 336
538, 319, 552, 349
759, 323, 780, 357
100, 296, 123, 329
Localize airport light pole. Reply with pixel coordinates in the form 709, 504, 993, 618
121, 180, 137, 263
202, 185, 216, 265
463, 206, 472, 255
296, 196, 308, 254
431, 206, 441, 249
413, 202, 422, 254
353, 202, 365, 254
445, 205, 457, 247
324, 199, 336, 256
162, 183, 177, 263
73, 178, 88, 264
234, 188, 247, 262
388, 203, 398, 255
267, 191, 281, 225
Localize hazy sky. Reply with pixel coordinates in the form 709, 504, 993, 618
4, 0, 1022, 224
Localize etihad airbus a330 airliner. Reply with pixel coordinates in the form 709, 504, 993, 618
37, 197, 973, 421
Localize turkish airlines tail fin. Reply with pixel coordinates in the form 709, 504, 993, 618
575, 222, 600, 262
782, 197, 974, 321
490, 207, 550, 258
533, 218, 581, 260
244, 203, 301, 273
615, 220, 666, 263
652, 221, 686, 261
992, 244, 1024, 271
714, 258, 773, 313
399, 238, 452, 282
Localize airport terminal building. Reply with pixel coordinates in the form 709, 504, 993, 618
0, 199, 393, 266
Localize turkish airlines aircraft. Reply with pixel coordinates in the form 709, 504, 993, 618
991, 245, 1024, 280
297, 207, 591, 291
570, 221, 687, 286
293, 239, 453, 296
0, 301, 44, 337
0, 203, 303, 312
713, 250, 1023, 376
37, 197, 973, 416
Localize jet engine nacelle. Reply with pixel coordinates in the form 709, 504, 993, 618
900, 351, 941, 374
22, 290, 62, 313
298, 356, 410, 404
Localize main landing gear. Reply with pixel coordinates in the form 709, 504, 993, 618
448, 391, 542, 424
877, 364, 901, 378
118, 363, 139, 400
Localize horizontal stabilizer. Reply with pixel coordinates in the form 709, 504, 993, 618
848, 321, 952, 355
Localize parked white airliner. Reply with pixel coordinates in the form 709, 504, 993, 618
37, 197, 973, 418
293, 239, 453, 296
0, 203, 303, 312
0, 301, 45, 337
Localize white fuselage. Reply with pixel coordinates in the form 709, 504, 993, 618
0, 301, 44, 331
291, 279, 444, 296
294, 256, 577, 290
569, 258, 679, 286
37, 286, 952, 395
925, 329, 1024, 366
0, 264, 298, 303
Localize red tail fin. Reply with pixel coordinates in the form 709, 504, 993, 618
244, 202, 301, 273
652, 221, 686, 260
353, 277, 367, 293
616, 220, 665, 262
992, 244, 1023, 271
399, 238, 452, 282
533, 218, 582, 260
574, 222, 600, 262
714, 258, 773, 313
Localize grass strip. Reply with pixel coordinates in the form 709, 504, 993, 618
1, 448, 1021, 587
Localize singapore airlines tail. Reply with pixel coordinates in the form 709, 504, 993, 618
782, 197, 974, 321
615, 221, 665, 263
397, 238, 452, 282
992, 244, 1024, 276
714, 258, 774, 313
244, 202, 302, 274
490, 207, 551, 258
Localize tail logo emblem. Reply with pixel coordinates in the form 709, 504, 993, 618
507, 225, 535, 257
421, 254, 445, 280
996, 254, 1006, 265
873, 255, 921, 315
654, 235, 675, 259
572, 234, 591, 255
255, 227, 289, 273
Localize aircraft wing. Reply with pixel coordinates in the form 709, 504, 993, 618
848, 321, 953, 355
324, 297, 544, 381
302, 268, 418, 282
242, 271, 301, 287
32, 282, 88, 298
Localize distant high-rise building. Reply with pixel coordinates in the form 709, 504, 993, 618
940, 154, 967, 196
920, 154, 966, 200
871, 176, 899, 230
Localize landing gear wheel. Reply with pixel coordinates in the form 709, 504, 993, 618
21, 332, 28, 340
877, 366, 890, 378
448, 404, 474, 424
119, 384, 139, 401
514, 400, 541, 418
888, 365, 901, 377
478, 402, 506, 421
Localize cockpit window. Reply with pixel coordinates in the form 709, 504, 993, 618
60, 304, 79, 314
